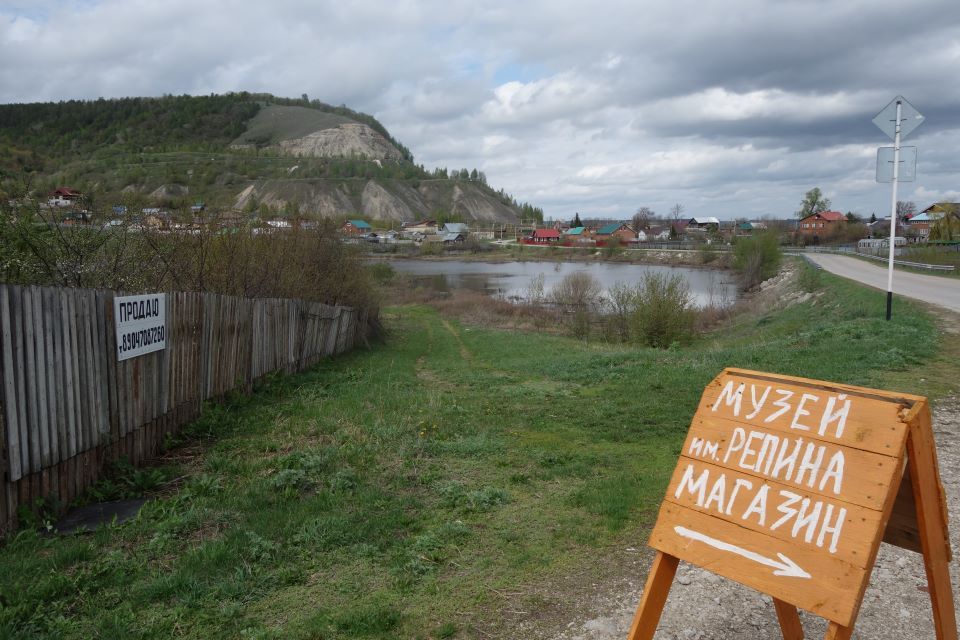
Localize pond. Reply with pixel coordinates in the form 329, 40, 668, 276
386, 259, 738, 307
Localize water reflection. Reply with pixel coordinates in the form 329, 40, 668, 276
387, 260, 737, 307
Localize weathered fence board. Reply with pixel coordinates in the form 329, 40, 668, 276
0, 284, 371, 535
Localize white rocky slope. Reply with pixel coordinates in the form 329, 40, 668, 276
269, 123, 404, 161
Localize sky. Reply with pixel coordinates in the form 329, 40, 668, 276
1, 0, 959, 221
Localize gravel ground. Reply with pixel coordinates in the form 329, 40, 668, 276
551, 396, 960, 640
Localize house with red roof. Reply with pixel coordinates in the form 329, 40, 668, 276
797, 210, 845, 242
527, 228, 561, 244
48, 187, 83, 207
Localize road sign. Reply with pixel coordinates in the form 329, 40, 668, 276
873, 95, 924, 140
627, 368, 957, 640
877, 146, 917, 182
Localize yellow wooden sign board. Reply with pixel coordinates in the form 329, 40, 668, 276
627, 368, 957, 640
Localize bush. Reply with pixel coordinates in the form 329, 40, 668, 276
733, 231, 782, 290
551, 271, 603, 339
630, 272, 696, 348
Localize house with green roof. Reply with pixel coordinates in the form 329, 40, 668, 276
563, 226, 594, 245
594, 222, 635, 245
341, 219, 372, 235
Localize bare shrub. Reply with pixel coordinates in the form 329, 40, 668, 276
630, 272, 696, 348
551, 271, 603, 339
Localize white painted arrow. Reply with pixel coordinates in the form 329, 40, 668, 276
674, 526, 811, 579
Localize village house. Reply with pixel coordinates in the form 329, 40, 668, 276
47, 187, 82, 207
441, 222, 469, 235
797, 210, 845, 242
403, 219, 439, 236
217, 210, 248, 230
564, 226, 594, 245
594, 222, 635, 245
645, 225, 672, 241
341, 219, 372, 235
686, 216, 721, 231
528, 228, 561, 244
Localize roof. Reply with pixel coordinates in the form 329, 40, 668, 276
907, 212, 932, 222
922, 203, 960, 214
347, 219, 372, 229
689, 216, 720, 225
532, 228, 561, 239
404, 219, 437, 227
597, 223, 628, 235
441, 232, 465, 242
52, 187, 82, 197
566, 226, 587, 235
442, 223, 469, 233
800, 210, 845, 222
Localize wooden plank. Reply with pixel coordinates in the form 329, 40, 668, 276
159, 294, 170, 417
43, 288, 61, 466
698, 370, 911, 457
904, 404, 958, 640
681, 416, 901, 510
91, 290, 108, 442
773, 599, 804, 640
626, 552, 679, 640
30, 287, 52, 468
80, 293, 98, 450
66, 290, 82, 457
883, 465, 922, 553
0, 285, 23, 481
48, 288, 65, 465
104, 292, 119, 447
664, 456, 885, 568
59, 289, 76, 460
650, 501, 866, 626
9, 287, 29, 480
22, 287, 41, 474
824, 623, 854, 640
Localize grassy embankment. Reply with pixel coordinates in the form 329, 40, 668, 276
1, 264, 958, 639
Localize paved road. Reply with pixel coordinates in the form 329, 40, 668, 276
804, 253, 960, 313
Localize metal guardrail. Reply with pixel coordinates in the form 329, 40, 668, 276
785, 247, 955, 271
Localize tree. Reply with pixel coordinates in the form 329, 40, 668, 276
570, 212, 583, 228
669, 203, 685, 223
869, 213, 877, 224
632, 206, 653, 232
797, 188, 831, 219
845, 211, 861, 223
896, 200, 917, 221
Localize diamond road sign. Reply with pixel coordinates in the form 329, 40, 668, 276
872, 95, 924, 140
876, 146, 917, 183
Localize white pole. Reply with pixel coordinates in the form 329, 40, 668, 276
885, 100, 902, 321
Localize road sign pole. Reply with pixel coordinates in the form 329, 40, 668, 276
886, 100, 902, 321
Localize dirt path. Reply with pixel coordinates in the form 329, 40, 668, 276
548, 395, 960, 640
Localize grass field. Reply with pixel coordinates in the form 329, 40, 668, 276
1, 265, 957, 639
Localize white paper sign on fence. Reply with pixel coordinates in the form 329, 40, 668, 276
114, 293, 166, 361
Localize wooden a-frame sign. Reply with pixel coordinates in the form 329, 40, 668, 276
628, 368, 957, 640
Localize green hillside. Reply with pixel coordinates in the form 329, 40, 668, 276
0, 93, 539, 224
232, 106, 357, 147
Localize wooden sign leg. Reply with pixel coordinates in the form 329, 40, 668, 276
626, 552, 679, 640
824, 622, 853, 640
906, 410, 959, 640
773, 599, 804, 640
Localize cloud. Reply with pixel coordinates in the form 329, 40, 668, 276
2, 0, 960, 219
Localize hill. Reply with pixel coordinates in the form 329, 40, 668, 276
0, 93, 540, 225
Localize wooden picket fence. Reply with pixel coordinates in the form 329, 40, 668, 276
0, 284, 373, 536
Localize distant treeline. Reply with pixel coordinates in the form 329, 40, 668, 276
0, 94, 260, 156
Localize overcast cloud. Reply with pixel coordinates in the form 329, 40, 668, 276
2, 0, 959, 220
